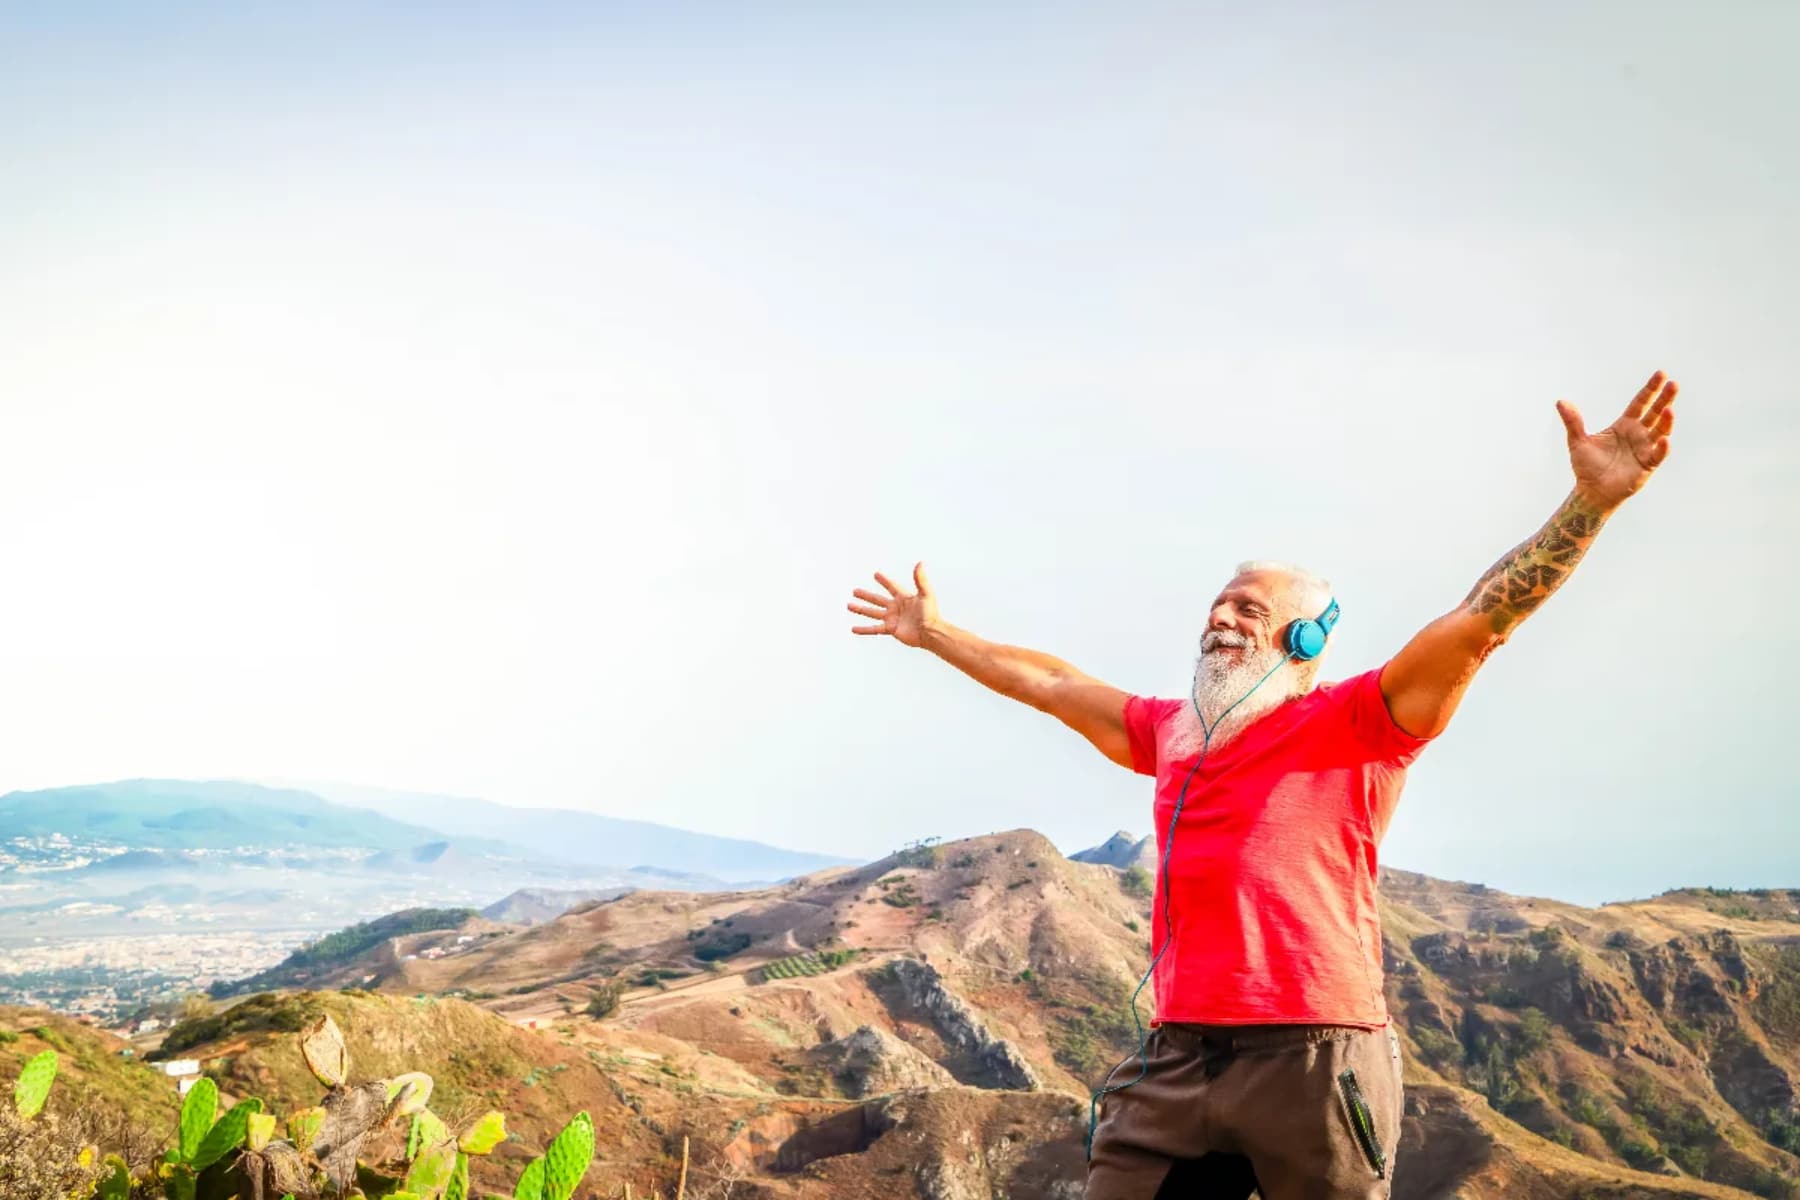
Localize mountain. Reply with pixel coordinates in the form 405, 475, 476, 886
1068, 828, 1157, 870
0, 780, 480, 853
0, 784, 771, 1019
284, 780, 859, 883
176, 829, 1799, 1199
481, 887, 636, 925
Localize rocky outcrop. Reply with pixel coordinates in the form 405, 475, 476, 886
1069, 831, 1154, 871
810, 1025, 956, 1098
887, 959, 1040, 1091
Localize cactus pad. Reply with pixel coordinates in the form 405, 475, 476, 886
300, 1014, 349, 1087
12, 1048, 57, 1118
193, 1097, 262, 1170
386, 1071, 435, 1115
512, 1156, 545, 1200
246, 1111, 276, 1151
286, 1105, 326, 1150
409, 1108, 450, 1159
445, 1152, 471, 1200
542, 1111, 594, 1200
96, 1154, 131, 1200
177, 1077, 218, 1163
457, 1111, 507, 1155
404, 1139, 458, 1196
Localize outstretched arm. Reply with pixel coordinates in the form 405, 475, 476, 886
847, 563, 1133, 769
1380, 370, 1681, 739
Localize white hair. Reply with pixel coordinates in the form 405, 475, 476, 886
1232, 559, 1335, 685
1233, 559, 1334, 621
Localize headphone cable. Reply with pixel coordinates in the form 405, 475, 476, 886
1085, 649, 1297, 1159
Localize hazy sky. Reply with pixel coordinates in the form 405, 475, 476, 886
2, 3, 1794, 907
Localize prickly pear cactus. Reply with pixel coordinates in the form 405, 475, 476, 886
12, 1048, 57, 1118
404, 1138, 459, 1198
161, 1158, 198, 1200
542, 1112, 594, 1200
95, 1154, 131, 1200
409, 1108, 450, 1159
457, 1111, 506, 1155
246, 1110, 276, 1151
512, 1156, 545, 1200
286, 1104, 326, 1149
444, 1152, 471, 1200
192, 1097, 262, 1170
300, 1014, 349, 1087
387, 1071, 435, 1115
177, 1077, 218, 1163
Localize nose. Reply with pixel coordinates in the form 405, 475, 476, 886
1207, 603, 1236, 632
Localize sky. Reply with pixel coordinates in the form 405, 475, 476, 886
0, 2, 1794, 907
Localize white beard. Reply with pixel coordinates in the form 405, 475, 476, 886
1165, 631, 1307, 758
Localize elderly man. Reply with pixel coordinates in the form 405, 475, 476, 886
846, 372, 1680, 1199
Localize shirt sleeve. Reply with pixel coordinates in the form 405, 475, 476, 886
1341, 666, 1434, 767
1122, 695, 1170, 777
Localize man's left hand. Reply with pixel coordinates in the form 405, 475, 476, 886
1557, 369, 1679, 511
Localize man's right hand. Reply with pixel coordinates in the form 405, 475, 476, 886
848, 562, 939, 647
844, 561, 1135, 770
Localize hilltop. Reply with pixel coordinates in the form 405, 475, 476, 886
481, 887, 637, 925
166, 830, 1799, 1198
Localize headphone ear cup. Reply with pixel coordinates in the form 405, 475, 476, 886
1285, 618, 1326, 661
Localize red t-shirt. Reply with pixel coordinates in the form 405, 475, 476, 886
1123, 666, 1431, 1029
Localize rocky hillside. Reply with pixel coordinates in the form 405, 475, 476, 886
482, 887, 636, 926
1068, 830, 1157, 872
140, 835, 1800, 1197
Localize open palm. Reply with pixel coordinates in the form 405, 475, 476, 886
1559, 370, 1679, 509
847, 563, 937, 647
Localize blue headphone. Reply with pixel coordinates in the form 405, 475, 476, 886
1086, 593, 1341, 1158
1282, 597, 1341, 662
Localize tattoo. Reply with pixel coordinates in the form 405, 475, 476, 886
1463, 492, 1607, 634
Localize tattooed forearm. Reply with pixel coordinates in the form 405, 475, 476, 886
1462, 491, 1609, 635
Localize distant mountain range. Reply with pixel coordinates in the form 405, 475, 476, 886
0, 779, 861, 963
0, 779, 473, 853
279, 780, 857, 883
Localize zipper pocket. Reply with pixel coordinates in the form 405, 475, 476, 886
1337, 1067, 1386, 1178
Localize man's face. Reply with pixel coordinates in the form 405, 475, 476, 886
1201, 570, 1299, 662
1177, 568, 1313, 745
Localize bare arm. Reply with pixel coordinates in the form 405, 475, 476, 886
848, 563, 1133, 769
1381, 370, 1680, 739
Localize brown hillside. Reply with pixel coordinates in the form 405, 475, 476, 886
0, 1007, 180, 1132
157, 833, 1798, 1198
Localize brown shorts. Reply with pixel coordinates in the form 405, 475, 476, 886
1087, 1022, 1404, 1200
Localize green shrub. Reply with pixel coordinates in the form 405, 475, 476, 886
1120, 867, 1153, 899
1411, 1025, 1462, 1069
156, 991, 326, 1058
693, 932, 753, 962
1515, 1007, 1552, 1055
585, 979, 624, 1019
